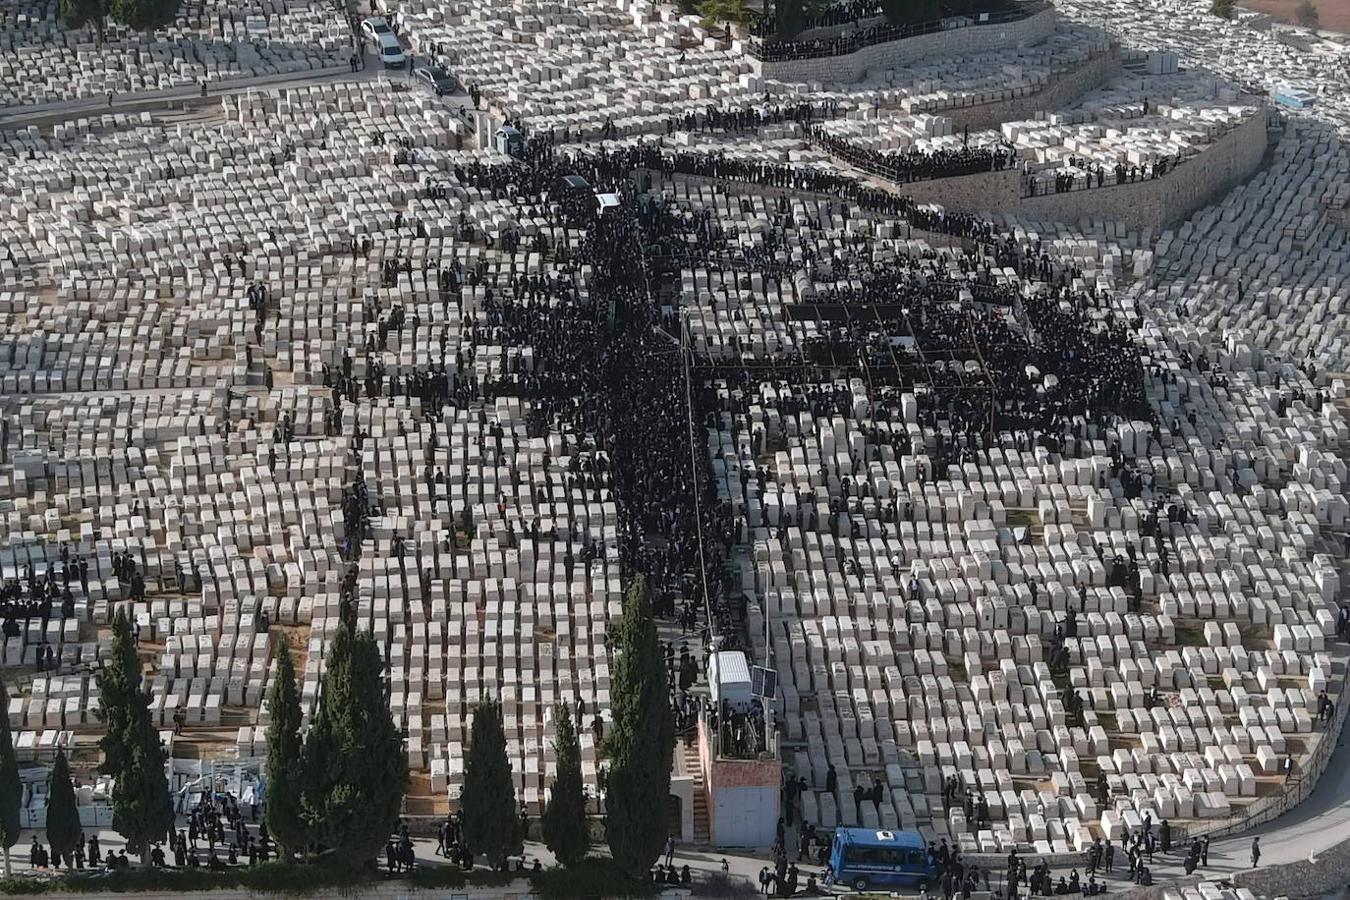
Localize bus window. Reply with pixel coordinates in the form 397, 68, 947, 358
845, 846, 882, 867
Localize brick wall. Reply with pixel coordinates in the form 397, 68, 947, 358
758, 9, 1059, 84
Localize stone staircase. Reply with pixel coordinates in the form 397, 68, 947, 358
683, 741, 711, 845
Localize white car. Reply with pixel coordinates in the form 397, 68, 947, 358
361, 17, 406, 67
360, 15, 393, 42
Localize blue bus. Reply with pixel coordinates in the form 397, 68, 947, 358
827, 828, 938, 892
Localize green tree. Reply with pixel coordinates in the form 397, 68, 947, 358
605, 575, 675, 880
46, 750, 81, 868
108, 0, 179, 31
882, 0, 942, 26
461, 698, 522, 868
97, 607, 173, 868
1211, 0, 1236, 18
541, 704, 590, 869
774, 0, 806, 37
0, 674, 21, 877
96, 609, 141, 779
265, 640, 308, 861
108, 683, 174, 867
698, 0, 750, 38
1295, 0, 1318, 26
59, 0, 107, 43
301, 624, 407, 870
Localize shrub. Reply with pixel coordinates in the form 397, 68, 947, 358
531, 858, 661, 899
700, 871, 759, 897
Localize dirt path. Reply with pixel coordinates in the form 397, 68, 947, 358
1240, 0, 1350, 32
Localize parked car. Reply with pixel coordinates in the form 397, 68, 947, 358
414, 65, 459, 96
360, 15, 394, 42
361, 17, 406, 68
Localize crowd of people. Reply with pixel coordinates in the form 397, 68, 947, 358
750, 0, 886, 38
564, 141, 1006, 248
3, 548, 97, 672
812, 129, 1016, 183
658, 99, 840, 138
2, 89, 1317, 893
1025, 154, 1184, 196
748, 2, 1032, 62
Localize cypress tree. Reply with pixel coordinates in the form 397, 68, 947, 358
461, 698, 522, 868
541, 704, 589, 869
59, 0, 107, 42
265, 640, 307, 860
96, 608, 140, 778
775, 0, 805, 37
605, 575, 675, 880
0, 674, 21, 877
46, 750, 81, 868
94, 607, 173, 867
301, 624, 407, 870
110, 683, 174, 866
107, 0, 179, 31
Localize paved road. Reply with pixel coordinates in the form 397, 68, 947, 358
0, 53, 437, 132
3, 637, 1344, 890
1147, 725, 1350, 879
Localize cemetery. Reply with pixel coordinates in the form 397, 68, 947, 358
0, 0, 1347, 893
0, 0, 355, 109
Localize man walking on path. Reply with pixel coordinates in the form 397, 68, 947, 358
1250, 838, 1260, 868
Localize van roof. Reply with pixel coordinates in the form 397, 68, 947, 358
714, 650, 751, 684
835, 828, 926, 849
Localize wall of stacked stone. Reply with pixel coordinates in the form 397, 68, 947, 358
1232, 832, 1350, 898
943, 46, 1122, 131
873, 167, 1025, 213
647, 99, 1264, 241
757, 8, 1058, 83
1014, 103, 1271, 231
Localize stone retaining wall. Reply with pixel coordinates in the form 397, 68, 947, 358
1014, 103, 1271, 231
941, 46, 1122, 131
869, 167, 1025, 214
648, 101, 1266, 242
1232, 832, 1350, 898
757, 8, 1058, 84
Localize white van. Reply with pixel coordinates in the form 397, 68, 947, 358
361, 17, 406, 68
708, 650, 753, 713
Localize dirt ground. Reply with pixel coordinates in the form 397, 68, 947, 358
1241, 0, 1350, 32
